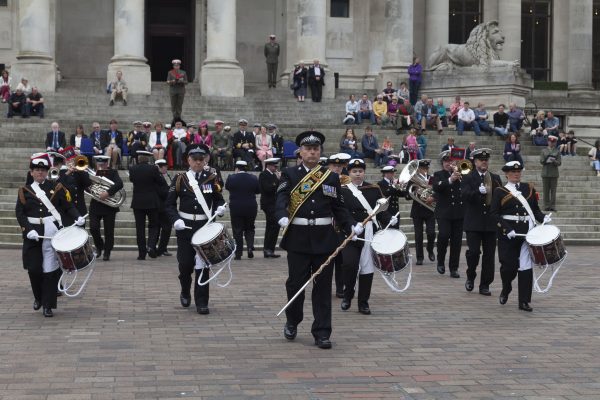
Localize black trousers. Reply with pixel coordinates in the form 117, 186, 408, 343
465, 230, 496, 289
341, 244, 374, 307
413, 215, 435, 261
157, 211, 172, 254
333, 253, 344, 295
89, 212, 116, 253
177, 235, 210, 306
231, 213, 256, 256
133, 208, 159, 257
262, 211, 280, 252
28, 269, 61, 309
310, 82, 323, 102
285, 251, 333, 339
436, 218, 463, 271
498, 238, 533, 303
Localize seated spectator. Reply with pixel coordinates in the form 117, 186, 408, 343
149, 121, 168, 161
530, 110, 547, 137
373, 94, 388, 126
473, 102, 493, 134
45, 122, 66, 152
361, 126, 385, 166
421, 98, 443, 134
195, 120, 213, 148
449, 95, 462, 124
382, 81, 396, 103
387, 96, 401, 128
441, 136, 457, 152
507, 102, 525, 133
90, 122, 105, 155
557, 130, 568, 154
404, 128, 419, 161
255, 125, 273, 170
212, 123, 233, 170
588, 139, 600, 176
416, 130, 427, 158
437, 98, 448, 127
7, 88, 27, 118
357, 93, 376, 124
396, 99, 413, 131
103, 119, 123, 168
170, 119, 189, 168
413, 94, 427, 126
127, 121, 148, 160
381, 136, 394, 159
268, 123, 284, 156
493, 104, 509, 137
25, 86, 44, 118
503, 133, 524, 167
457, 101, 481, 136
397, 82, 409, 103
566, 129, 577, 156
465, 142, 477, 163
0, 70, 12, 103
544, 111, 560, 137
16, 77, 32, 95
344, 94, 359, 124
109, 70, 128, 106
70, 124, 88, 155
339, 127, 363, 159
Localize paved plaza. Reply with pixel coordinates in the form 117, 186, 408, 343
0, 246, 598, 400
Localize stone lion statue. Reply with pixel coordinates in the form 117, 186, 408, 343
428, 21, 520, 71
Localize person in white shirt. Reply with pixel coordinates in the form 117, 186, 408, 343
16, 77, 32, 95
344, 94, 360, 124
149, 121, 168, 161
170, 120, 188, 168
457, 101, 481, 136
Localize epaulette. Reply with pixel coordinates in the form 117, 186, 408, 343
175, 173, 188, 193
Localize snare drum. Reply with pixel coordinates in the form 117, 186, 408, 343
191, 222, 236, 266
526, 224, 566, 266
51, 226, 95, 273
370, 229, 410, 273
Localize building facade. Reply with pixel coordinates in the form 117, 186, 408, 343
0, 0, 598, 95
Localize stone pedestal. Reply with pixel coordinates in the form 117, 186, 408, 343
568, 0, 594, 96
421, 67, 533, 108
200, 63, 245, 97
107, 63, 151, 95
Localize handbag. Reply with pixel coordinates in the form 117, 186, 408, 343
290, 81, 300, 90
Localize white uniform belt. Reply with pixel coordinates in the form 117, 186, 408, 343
178, 211, 208, 221
27, 216, 56, 225
502, 215, 529, 222
291, 217, 332, 226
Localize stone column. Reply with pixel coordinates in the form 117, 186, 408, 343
200, 0, 244, 97
568, 0, 594, 92
424, 0, 449, 67
551, 0, 569, 82
497, 1, 521, 63
11, 0, 56, 92
379, 0, 413, 88
107, 0, 151, 94
295, 0, 334, 98
483, 0, 499, 23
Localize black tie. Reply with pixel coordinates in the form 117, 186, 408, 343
195, 172, 199, 181
516, 183, 520, 191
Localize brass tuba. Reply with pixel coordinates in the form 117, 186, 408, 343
398, 160, 436, 212
74, 155, 126, 208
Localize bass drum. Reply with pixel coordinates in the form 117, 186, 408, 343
51, 226, 96, 298
370, 229, 412, 293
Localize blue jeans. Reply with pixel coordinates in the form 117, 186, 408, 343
494, 127, 508, 137
457, 120, 481, 136
476, 120, 492, 134
358, 110, 376, 124
593, 160, 600, 171
509, 120, 523, 132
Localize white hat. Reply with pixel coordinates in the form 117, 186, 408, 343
93, 155, 110, 162
235, 160, 248, 167
136, 150, 153, 157
155, 159, 167, 166
381, 165, 396, 173
264, 158, 280, 165
172, 59, 181, 64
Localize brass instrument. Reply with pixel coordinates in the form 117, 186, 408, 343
398, 160, 436, 212
454, 159, 473, 176
74, 155, 126, 208
48, 167, 60, 180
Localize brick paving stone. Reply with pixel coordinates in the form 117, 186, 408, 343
0, 246, 599, 399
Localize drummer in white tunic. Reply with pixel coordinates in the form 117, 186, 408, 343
339, 159, 396, 315
490, 161, 550, 312
15, 153, 85, 317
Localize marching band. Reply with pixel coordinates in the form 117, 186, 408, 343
15, 131, 565, 343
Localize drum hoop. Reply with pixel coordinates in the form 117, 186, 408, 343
191, 222, 224, 246
371, 229, 407, 254
52, 226, 89, 251
525, 225, 560, 246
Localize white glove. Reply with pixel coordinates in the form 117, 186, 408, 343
479, 184, 487, 194
278, 217, 289, 228
543, 215, 552, 224
75, 216, 86, 226
506, 230, 517, 239
353, 223, 364, 236
173, 219, 186, 231
389, 216, 398, 226
216, 205, 226, 217
26, 230, 39, 241
351, 235, 358, 241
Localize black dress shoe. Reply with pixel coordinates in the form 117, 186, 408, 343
247, 251, 254, 259
180, 293, 191, 308
428, 251, 436, 262
335, 292, 344, 299
416, 259, 423, 265
33, 300, 41, 310
234, 255, 242, 260
450, 271, 460, 278
358, 305, 371, 315
161, 251, 172, 256
314, 337, 332, 349
266, 252, 281, 258
102, 251, 110, 261
340, 299, 351, 311
148, 248, 157, 259
519, 302, 533, 312
437, 265, 445, 274
43, 307, 53, 317
137, 256, 145, 260
465, 280, 474, 292
479, 288, 491, 296
196, 305, 210, 314
283, 323, 297, 340
95, 248, 103, 258
499, 292, 508, 305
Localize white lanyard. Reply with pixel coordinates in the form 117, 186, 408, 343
347, 183, 379, 229
30, 182, 63, 227
186, 170, 212, 219
505, 183, 537, 227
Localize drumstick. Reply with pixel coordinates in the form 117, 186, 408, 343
542, 213, 552, 226
382, 211, 400, 231
514, 233, 527, 237
184, 226, 193, 230
206, 202, 228, 225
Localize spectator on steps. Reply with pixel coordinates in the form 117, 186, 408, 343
407, 57, 422, 105
449, 96, 463, 125
421, 97, 443, 134
416, 130, 427, 158
530, 110, 547, 137
340, 128, 363, 159
557, 130, 568, 154
255, 125, 273, 170
387, 96, 401, 128
170, 120, 189, 168
25, 87, 44, 118
45, 122, 66, 152
109, 70, 128, 106
566, 130, 577, 156
405, 128, 419, 161
544, 111, 560, 138
465, 141, 477, 163
127, 121, 148, 161
504, 133, 524, 167
149, 121, 168, 161
507, 102, 525, 133
70, 124, 88, 155
308, 59, 325, 102
292, 62, 307, 102
373, 95, 388, 126
457, 101, 480, 136
397, 99, 413, 131
103, 119, 123, 168
413, 94, 427, 127
397, 81, 410, 103
0, 70, 12, 103
344, 94, 359, 125
7, 87, 27, 118
441, 136, 457, 152
437, 98, 448, 127
588, 139, 600, 177
212, 123, 232, 170
493, 104, 509, 138
16, 77, 32, 95
357, 93, 376, 124
361, 126, 385, 167
382, 81, 396, 103
473, 102, 492, 134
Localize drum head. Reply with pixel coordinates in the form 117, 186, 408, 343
371, 229, 407, 255
192, 223, 224, 246
51, 226, 88, 251
526, 225, 560, 246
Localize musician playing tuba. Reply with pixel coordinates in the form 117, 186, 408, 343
460, 149, 502, 296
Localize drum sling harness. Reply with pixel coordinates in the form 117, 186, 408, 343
31, 182, 63, 228
186, 170, 213, 219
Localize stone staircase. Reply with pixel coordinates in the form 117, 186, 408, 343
0, 80, 598, 250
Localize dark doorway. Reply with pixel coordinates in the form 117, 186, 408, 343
145, 0, 195, 82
